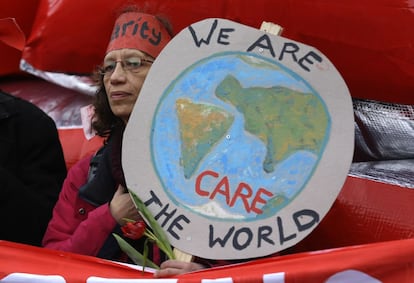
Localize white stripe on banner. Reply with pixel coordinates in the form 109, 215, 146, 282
0, 273, 66, 283
263, 272, 285, 283
201, 277, 233, 283
86, 277, 178, 283
326, 270, 382, 283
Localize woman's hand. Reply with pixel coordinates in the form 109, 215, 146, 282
154, 259, 206, 278
109, 185, 140, 225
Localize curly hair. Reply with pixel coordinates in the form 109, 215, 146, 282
90, 74, 120, 137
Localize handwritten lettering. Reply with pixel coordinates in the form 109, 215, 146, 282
247, 35, 323, 72
195, 170, 274, 214
187, 20, 323, 72
145, 190, 190, 240
297, 51, 322, 72
209, 209, 319, 250
188, 19, 235, 47
111, 17, 162, 46
293, 209, 320, 232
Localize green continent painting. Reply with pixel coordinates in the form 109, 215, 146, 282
215, 74, 328, 173
152, 52, 330, 221
176, 98, 234, 179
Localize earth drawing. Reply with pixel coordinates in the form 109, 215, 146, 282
151, 52, 330, 221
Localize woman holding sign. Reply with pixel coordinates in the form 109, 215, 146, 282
42, 6, 214, 277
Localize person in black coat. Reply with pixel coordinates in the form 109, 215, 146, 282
0, 89, 67, 246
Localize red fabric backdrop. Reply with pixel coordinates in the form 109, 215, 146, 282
1, 0, 414, 104
1, 1, 414, 281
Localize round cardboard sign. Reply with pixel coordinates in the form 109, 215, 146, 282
123, 18, 354, 260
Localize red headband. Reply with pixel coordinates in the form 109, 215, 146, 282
106, 12, 172, 58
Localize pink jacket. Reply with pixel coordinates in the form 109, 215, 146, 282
42, 154, 275, 266
42, 155, 117, 256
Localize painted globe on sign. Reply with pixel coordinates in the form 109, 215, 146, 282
151, 52, 330, 222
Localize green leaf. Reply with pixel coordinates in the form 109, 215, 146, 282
129, 190, 175, 260
112, 233, 159, 269
143, 238, 150, 271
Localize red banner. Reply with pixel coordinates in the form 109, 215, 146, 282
1, 238, 414, 283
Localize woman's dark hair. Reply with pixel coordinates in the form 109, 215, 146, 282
91, 74, 120, 137
91, 5, 174, 138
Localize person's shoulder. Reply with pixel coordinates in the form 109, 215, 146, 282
0, 90, 52, 121
0, 90, 18, 115
1, 90, 30, 108
17, 96, 50, 120
64, 153, 95, 188
70, 154, 95, 173
0, 90, 15, 101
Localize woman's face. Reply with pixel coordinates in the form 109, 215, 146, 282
102, 48, 154, 124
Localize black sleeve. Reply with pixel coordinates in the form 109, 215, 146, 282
0, 95, 67, 246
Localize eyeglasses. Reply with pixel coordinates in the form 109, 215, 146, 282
99, 57, 154, 76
